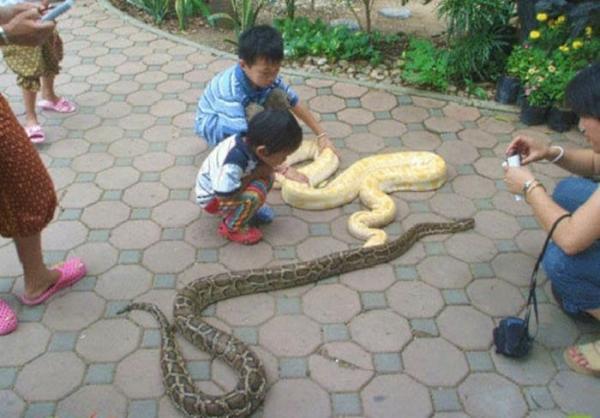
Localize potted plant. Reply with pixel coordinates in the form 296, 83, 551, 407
520, 66, 552, 125
496, 45, 527, 104
545, 51, 578, 132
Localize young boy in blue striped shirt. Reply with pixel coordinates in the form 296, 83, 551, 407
195, 25, 337, 223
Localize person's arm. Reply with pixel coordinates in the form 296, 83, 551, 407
526, 184, 600, 255
548, 146, 600, 177
504, 165, 600, 254
290, 101, 336, 154
0, 6, 54, 46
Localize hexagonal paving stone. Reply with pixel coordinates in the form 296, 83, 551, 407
392, 105, 429, 123
491, 344, 556, 385
535, 304, 579, 349
43, 292, 105, 331
0, 323, 50, 367
96, 264, 152, 300
332, 82, 367, 98
216, 293, 275, 326
309, 341, 374, 391
303, 284, 361, 323
437, 141, 479, 165
56, 385, 127, 418
72, 241, 119, 276
403, 338, 468, 386
143, 240, 196, 274
549, 371, 600, 415
108, 138, 149, 158
263, 379, 331, 418
161, 165, 197, 189
345, 132, 386, 153
123, 182, 170, 208
81, 201, 130, 229
368, 119, 407, 138
77, 319, 140, 362
361, 91, 397, 111
43, 221, 88, 251
263, 217, 309, 246
467, 279, 524, 316
310, 95, 345, 113
95, 166, 140, 190
417, 255, 472, 288
349, 310, 411, 352
437, 306, 494, 350
478, 116, 515, 134
475, 210, 522, 240
387, 280, 444, 317
430, 193, 476, 219
0, 390, 24, 417
340, 264, 395, 292
110, 220, 161, 250
401, 130, 442, 150
445, 232, 497, 263
443, 103, 480, 121
491, 252, 536, 286
362, 374, 432, 418
296, 237, 347, 261
424, 116, 463, 133
151, 200, 199, 227
458, 128, 498, 148
219, 241, 273, 270
15, 352, 84, 401
338, 108, 375, 125
60, 182, 103, 208
452, 175, 496, 199
259, 315, 321, 357
458, 373, 527, 418
115, 349, 164, 398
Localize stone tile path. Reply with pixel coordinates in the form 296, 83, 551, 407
1, 1, 599, 417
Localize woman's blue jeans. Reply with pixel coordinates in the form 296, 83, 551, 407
542, 177, 600, 314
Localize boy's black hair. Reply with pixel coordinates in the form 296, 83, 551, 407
566, 62, 600, 118
238, 25, 284, 66
247, 109, 302, 155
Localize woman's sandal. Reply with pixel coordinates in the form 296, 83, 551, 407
24, 125, 46, 144
564, 341, 600, 377
18, 258, 87, 306
0, 299, 17, 336
37, 97, 77, 113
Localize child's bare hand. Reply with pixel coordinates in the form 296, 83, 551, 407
284, 166, 309, 184
317, 133, 339, 157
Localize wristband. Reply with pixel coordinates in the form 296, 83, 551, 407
549, 145, 565, 163
0, 26, 9, 45
525, 181, 546, 202
522, 179, 536, 195
316, 132, 327, 139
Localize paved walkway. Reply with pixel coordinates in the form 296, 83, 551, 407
1, 1, 599, 417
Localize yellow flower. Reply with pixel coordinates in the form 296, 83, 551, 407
572, 40, 583, 49
559, 44, 570, 52
527, 68, 537, 75
556, 15, 566, 24
536, 12, 548, 22
529, 30, 541, 40
548, 65, 556, 73
585, 26, 593, 37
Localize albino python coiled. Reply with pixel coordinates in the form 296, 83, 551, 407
275, 141, 448, 247
119, 218, 475, 418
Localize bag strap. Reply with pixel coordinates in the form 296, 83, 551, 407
524, 213, 572, 336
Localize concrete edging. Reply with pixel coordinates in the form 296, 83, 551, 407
99, 0, 519, 114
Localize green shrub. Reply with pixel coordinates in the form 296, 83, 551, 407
437, 0, 516, 82
126, 0, 209, 28
274, 17, 399, 65
127, 0, 170, 24
175, 0, 210, 30
208, 0, 268, 36
400, 38, 451, 91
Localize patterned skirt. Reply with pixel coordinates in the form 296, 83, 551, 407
0, 95, 56, 238
1, 30, 63, 91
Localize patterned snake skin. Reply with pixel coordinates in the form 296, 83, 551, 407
119, 218, 475, 418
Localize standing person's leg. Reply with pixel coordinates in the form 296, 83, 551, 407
0, 94, 86, 308
37, 32, 75, 113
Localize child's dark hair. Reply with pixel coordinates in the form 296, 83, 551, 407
566, 62, 600, 118
238, 25, 284, 65
247, 109, 302, 154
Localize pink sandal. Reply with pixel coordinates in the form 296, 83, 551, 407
0, 299, 17, 336
37, 97, 77, 113
25, 125, 46, 144
19, 258, 87, 306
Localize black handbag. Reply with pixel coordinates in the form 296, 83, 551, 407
493, 213, 571, 358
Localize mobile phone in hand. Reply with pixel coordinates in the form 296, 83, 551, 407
41, 0, 74, 22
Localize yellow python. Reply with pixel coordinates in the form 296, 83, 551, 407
275, 140, 448, 247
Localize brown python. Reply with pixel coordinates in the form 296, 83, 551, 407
118, 218, 475, 418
